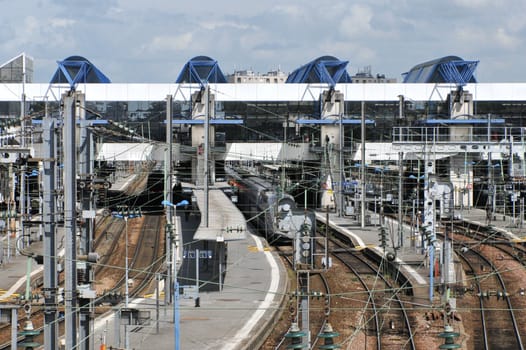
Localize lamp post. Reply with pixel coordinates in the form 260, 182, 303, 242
161, 199, 189, 350
112, 208, 141, 350
124, 216, 129, 308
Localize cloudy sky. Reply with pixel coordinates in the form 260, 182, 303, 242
1, 0, 524, 83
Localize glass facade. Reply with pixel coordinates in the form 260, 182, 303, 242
0, 54, 33, 83
0, 97, 521, 144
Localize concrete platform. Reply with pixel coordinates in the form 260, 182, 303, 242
460, 207, 526, 240
192, 187, 246, 241
90, 184, 287, 349
315, 210, 452, 303
0, 227, 65, 302
92, 231, 288, 350
0, 243, 43, 302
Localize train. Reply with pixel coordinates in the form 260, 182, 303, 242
226, 168, 316, 244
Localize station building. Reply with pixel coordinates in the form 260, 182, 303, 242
0, 53, 525, 217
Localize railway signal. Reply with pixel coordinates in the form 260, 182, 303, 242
295, 222, 313, 267
379, 227, 388, 248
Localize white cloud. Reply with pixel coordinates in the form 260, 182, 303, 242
270, 4, 306, 19
200, 21, 253, 31
143, 33, 194, 53
0, 0, 524, 82
452, 0, 495, 8
49, 18, 76, 28
454, 24, 521, 53
493, 28, 520, 50
23, 16, 41, 37
339, 5, 374, 38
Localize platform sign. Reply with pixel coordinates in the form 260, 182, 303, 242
82, 210, 96, 219
184, 250, 213, 259
199, 250, 213, 259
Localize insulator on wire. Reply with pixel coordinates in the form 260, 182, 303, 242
284, 322, 307, 349
438, 324, 461, 349
318, 322, 341, 349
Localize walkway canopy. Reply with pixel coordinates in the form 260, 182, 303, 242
175, 56, 227, 86
402, 56, 478, 85
286, 55, 352, 87
50, 55, 111, 86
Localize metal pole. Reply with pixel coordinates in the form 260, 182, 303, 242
204, 87, 210, 227
398, 95, 404, 247
398, 152, 403, 247
521, 198, 524, 229
10, 308, 17, 350
196, 248, 200, 300
124, 217, 129, 350
43, 116, 58, 350
114, 309, 120, 348
339, 112, 344, 217
174, 279, 180, 350
165, 94, 174, 305
19, 165, 25, 252
361, 101, 366, 228
19, 57, 27, 252
488, 115, 493, 223
8, 163, 14, 261
78, 92, 93, 350
125, 217, 129, 308
156, 274, 159, 334
63, 90, 78, 349
218, 242, 223, 291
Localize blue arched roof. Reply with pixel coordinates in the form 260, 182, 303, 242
402, 55, 478, 84
50, 55, 111, 85
286, 55, 352, 86
175, 56, 227, 85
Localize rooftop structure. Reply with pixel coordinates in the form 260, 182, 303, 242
286, 55, 352, 86
175, 56, 227, 85
0, 53, 33, 83
49, 55, 111, 85
402, 55, 478, 84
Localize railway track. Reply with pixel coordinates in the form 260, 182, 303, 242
96, 214, 164, 301
125, 214, 164, 298
271, 244, 335, 349
268, 222, 418, 349
327, 234, 416, 349
443, 220, 526, 349
387, 211, 526, 349
456, 244, 523, 350
0, 214, 164, 349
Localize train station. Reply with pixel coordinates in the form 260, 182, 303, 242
0, 52, 526, 348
